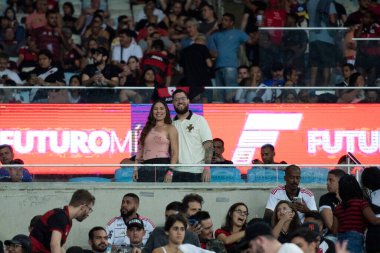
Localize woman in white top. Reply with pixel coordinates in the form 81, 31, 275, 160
134, 100, 178, 182
152, 214, 215, 253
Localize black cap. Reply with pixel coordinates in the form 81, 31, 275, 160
5, 234, 31, 253
126, 218, 144, 229
237, 221, 272, 250
93, 47, 109, 57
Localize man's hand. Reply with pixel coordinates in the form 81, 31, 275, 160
202, 168, 210, 182
164, 172, 173, 183
294, 200, 310, 213
188, 222, 203, 234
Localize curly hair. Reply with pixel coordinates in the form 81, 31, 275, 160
138, 100, 172, 146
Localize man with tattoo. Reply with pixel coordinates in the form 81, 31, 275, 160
171, 89, 213, 182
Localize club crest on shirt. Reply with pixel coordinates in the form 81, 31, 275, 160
187, 124, 194, 132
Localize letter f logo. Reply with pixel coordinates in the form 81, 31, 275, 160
232, 113, 303, 164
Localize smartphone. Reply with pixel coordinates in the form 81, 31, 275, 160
293, 197, 302, 203
188, 218, 198, 226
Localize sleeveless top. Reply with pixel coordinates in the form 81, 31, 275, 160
142, 128, 170, 161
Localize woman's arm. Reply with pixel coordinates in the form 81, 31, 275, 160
332, 215, 338, 235
363, 206, 380, 225
168, 125, 178, 166
216, 231, 245, 245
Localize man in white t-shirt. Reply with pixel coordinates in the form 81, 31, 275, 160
111, 29, 143, 69
170, 89, 213, 182
106, 193, 155, 247
238, 221, 303, 253
0, 53, 22, 85
264, 165, 317, 223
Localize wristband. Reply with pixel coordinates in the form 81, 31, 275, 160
166, 170, 173, 176
203, 166, 210, 171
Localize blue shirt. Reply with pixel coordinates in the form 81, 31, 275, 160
209, 28, 249, 68
0, 168, 33, 182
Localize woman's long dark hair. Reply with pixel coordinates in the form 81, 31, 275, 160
339, 174, 363, 209
272, 200, 301, 233
221, 202, 248, 232
138, 100, 172, 146
361, 167, 380, 201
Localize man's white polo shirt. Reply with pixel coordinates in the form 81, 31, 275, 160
173, 111, 212, 173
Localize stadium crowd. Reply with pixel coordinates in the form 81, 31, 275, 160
0, 0, 378, 103
1, 165, 380, 253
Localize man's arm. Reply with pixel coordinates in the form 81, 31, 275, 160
50, 230, 63, 253
202, 140, 213, 182
263, 208, 274, 224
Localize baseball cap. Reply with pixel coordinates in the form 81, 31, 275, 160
126, 218, 144, 229
92, 47, 109, 57
237, 221, 272, 250
302, 222, 320, 234
4, 234, 31, 252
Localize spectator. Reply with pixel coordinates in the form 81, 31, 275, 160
303, 213, 335, 253
0, 159, 31, 182
137, 25, 174, 54
126, 218, 146, 251
283, 67, 299, 87
209, 13, 253, 102
237, 221, 303, 253
337, 72, 366, 103
307, 0, 337, 87
68, 75, 86, 103
62, 27, 85, 73
199, 4, 218, 36
106, 193, 155, 247
25, 0, 48, 31
141, 39, 172, 87
28, 49, 66, 103
263, 62, 284, 102
4, 234, 32, 253
195, 211, 227, 252
3, 7, 25, 42
82, 14, 110, 50
120, 56, 141, 86
81, 47, 119, 103
139, 68, 158, 102
186, 0, 208, 21
253, 144, 286, 165
319, 169, 346, 236
0, 52, 22, 85
30, 189, 95, 253
364, 89, 379, 103
62, 2, 78, 34
237, 65, 249, 84
144, 201, 200, 253
152, 214, 212, 253
160, 1, 186, 30
354, 10, 380, 86
32, 10, 67, 64
0, 144, 32, 182
172, 89, 213, 182
281, 90, 298, 103
333, 174, 380, 253
180, 18, 200, 49
345, 0, 372, 27
134, 100, 178, 182
87, 226, 109, 253
336, 63, 355, 88
272, 200, 301, 243
282, 13, 308, 74
179, 33, 212, 101
361, 167, 380, 253
17, 35, 39, 72
29, 215, 42, 233
182, 193, 203, 217
0, 27, 23, 58
289, 228, 319, 253
76, 0, 108, 35
264, 165, 317, 223
112, 29, 143, 70
215, 202, 248, 253
136, 0, 165, 24
212, 138, 233, 164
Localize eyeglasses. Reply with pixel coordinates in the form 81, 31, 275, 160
234, 210, 249, 216
85, 204, 93, 213
6, 244, 22, 250
173, 97, 187, 102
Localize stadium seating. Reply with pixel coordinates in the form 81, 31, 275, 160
300, 167, 329, 184
68, 177, 111, 182
210, 166, 244, 183
114, 167, 134, 182
247, 167, 285, 184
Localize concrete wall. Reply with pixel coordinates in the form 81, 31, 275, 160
0, 183, 326, 249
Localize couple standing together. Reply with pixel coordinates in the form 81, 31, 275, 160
134, 89, 213, 183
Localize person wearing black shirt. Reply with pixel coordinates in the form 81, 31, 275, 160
212, 138, 233, 165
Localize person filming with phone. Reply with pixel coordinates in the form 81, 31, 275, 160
263, 165, 317, 223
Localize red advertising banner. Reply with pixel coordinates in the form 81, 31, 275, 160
0, 104, 379, 174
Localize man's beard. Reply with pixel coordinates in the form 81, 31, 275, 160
120, 207, 135, 218
174, 104, 189, 115
93, 243, 107, 253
